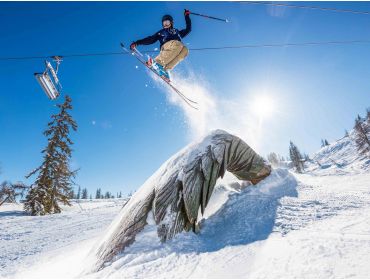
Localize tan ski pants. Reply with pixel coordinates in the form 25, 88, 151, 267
155, 40, 189, 70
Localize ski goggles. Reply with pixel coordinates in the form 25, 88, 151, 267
162, 20, 171, 26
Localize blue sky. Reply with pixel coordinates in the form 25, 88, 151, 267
1, 1, 370, 196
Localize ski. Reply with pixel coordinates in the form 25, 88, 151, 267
120, 43, 198, 110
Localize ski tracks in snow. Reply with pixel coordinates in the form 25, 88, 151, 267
90, 169, 370, 278
1, 170, 370, 278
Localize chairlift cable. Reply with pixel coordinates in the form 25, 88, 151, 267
189, 39, 370, 51
242, 1, 370, 16
1, 39, 370, 62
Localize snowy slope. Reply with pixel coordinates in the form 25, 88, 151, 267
306, 130, 370, 175
0, 199, 128, 278
2, 131, 370, 278
86, 169, 370, 278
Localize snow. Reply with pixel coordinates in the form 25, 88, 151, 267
307, 131, 370, 175
0, 199, 128, 278
1, 131, 370, 278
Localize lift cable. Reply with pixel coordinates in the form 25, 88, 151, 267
242, 1, 370, 16
1, 39, 370, 62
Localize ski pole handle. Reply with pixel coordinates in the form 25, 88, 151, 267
189, 12, 230, 23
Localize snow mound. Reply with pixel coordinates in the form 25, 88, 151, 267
88, 168, 297, 278
85, 129, 272, 273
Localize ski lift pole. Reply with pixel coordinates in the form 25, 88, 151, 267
189, 11, 230, 23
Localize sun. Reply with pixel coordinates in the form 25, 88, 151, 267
250, 95, 275, 119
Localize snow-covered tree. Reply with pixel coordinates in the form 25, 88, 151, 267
289, 141, 304, 173
24, 96, 78, 215
81, 188, 88, 199
353, 117, 370, 157
0, 181, 28, 206
344, 130, 349, 137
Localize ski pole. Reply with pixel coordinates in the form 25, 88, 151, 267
189, 12, 230, 23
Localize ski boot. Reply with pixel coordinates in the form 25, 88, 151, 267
156, 63, 170, 82
146, 57, 170, 82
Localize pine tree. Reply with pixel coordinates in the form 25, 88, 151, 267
304, 153, 310, 161
81, 188, 88, 199
289, 141, 304, 173
353, 118, 370, 157
95, 188, 101, 199
24, 96, 78, 215
76, 186, 81, 199
321, 139, 329, 147
118, 191, 122, 198
0, 181, 28, 206
344, 130, 349, 137
89, 194, 92, 200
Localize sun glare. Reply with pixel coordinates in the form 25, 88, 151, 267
251, 95, 275, 119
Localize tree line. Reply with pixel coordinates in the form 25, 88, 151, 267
71, 186, 123, 200
267, 108, 370, 174
2, 97, 369, 212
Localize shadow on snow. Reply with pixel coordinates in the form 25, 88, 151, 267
0, 210, 27, 217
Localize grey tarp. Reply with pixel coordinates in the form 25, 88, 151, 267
88, 130, 270, 272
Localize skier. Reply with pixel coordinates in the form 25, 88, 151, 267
130, 9, 192, 81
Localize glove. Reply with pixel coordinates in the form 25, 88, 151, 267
130, 42, 137, 50
184, 9, 190, 16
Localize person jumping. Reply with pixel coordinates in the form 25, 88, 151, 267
130, 9, 192, 81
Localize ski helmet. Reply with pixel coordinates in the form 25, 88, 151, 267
162, 14, 173, 23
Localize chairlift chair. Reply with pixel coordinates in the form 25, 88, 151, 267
34, 56, 62, 100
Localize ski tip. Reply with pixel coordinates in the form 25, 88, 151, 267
120, 42, 125, 47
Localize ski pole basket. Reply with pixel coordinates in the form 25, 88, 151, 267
34, 56, 63, 100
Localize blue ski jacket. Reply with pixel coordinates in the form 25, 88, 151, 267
134, 14, 191, 48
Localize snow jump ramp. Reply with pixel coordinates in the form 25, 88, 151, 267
85, 130, 297, 274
